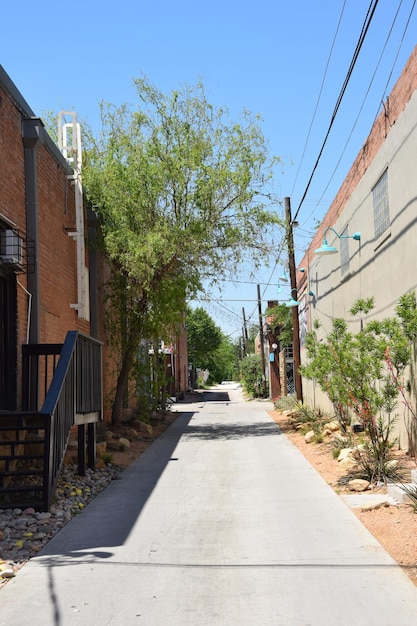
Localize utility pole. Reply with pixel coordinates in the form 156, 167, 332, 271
257, 284, 267, 397
285, 197, 303, 402
242, 307, 249, 355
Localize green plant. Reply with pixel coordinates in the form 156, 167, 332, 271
240, 354, 266, 398
101, 452, 114, 465
313, 433, 324, 444
274, 395, 297, 411
331, 433, 354, 459
291, 401, 327, 436
301, 294, 417, 473
397, 484, 417, 512
352, 417, 403, 483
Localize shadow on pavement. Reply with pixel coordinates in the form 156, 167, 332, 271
37, 412, 194, 558
182, 421, 282, 440
175, 389, 231, 403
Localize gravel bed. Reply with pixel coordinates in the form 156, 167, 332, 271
0, 463, 121, 586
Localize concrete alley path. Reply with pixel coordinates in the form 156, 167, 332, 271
1, 383, 417, 625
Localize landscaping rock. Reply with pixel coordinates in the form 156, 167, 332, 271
304, 430, 315, 443
0, 463, 121, 586
348, 479, 370, 492
338, 457, 359, 470
96, 441, 107, 456
337, 448, 354, 462
139, 422, 154, 436
324, 421, 340, 432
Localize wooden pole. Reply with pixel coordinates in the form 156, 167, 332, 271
257, 284, 267, 397
285, 197, 303, 402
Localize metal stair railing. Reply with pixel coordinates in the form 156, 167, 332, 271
0, 331, 102, 510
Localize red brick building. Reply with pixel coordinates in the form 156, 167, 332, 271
0, 65, 189, 419
0, 68, 91, 411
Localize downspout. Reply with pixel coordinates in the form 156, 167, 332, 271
87, 208, 99, 339
22, 117, 44, 344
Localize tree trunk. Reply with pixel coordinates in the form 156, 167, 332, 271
111, 343, 136, 425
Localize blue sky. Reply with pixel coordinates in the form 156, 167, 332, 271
2, 0, 416, 339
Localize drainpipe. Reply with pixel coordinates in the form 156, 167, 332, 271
87, 208, 99, 339
22, 117, 44, 344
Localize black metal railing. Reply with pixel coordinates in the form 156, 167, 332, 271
41, 332, 102, 508
0, 331, 102, 510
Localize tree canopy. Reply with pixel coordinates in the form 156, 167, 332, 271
82, 76, 282, 421
187, 306, 237, 384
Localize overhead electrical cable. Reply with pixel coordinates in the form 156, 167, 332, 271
290, 0, 347, 198
299, 0, 405, 230
293, 0, 380, 224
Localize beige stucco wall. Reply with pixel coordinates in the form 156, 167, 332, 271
298, 52, 417, 449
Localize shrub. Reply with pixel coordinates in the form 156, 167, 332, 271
240, 354, 266, 398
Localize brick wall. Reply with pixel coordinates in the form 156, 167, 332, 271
36, 146, 90, 342
0, 73, 91, 411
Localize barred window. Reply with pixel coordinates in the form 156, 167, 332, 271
373, 170, 390, 239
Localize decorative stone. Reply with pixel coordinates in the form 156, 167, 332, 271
324, 421, 340, 432
304, 430, 315, 443
338, 457, 359, 470
22, 508, 36, 516
0, 462, 122, 582
348, 479, 370, 492
337, 448, 354, 461
0, 566, 15, 579
138, 422, 154, 436
96, 441, 107, 456
118, 437, 130, 450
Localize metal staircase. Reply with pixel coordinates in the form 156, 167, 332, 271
0, 331, 102, 511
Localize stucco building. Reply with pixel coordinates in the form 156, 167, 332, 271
297, 44, 417, 448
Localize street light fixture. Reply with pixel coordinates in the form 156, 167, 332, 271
315, 227, 361, 255
285, 288, 315, 308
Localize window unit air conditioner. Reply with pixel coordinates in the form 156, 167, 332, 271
0, 229, 23, 269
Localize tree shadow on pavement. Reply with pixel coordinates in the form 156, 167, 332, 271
182, 421, 282, 440
36, 412, 194, 558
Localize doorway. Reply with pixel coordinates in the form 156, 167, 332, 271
0, 272, 17, 409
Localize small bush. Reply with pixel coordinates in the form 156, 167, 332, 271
240, 354, 266, 398
352, 417, 404, 484
331, 433, 355, 458
400, 484, 417, 512
101, 452, 114, 465
274, 395, 297, 411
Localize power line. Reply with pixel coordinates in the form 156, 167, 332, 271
299, 0, 407, 230
293, 0, 380, 224
290, 0, 347, 199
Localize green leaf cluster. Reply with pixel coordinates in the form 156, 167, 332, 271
240, 354, 265, 397
187, 306, 237, 383
300, 293, 417, 432
80, 76, 282, 419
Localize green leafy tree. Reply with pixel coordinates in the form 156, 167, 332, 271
240, 354, 264, 397
187, 307, 237, 383
300, 294, 417, 478
187, 307, 222, 369
82, 76, 282, 423
209, 336, 237, 383
265, 302, 293, 348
